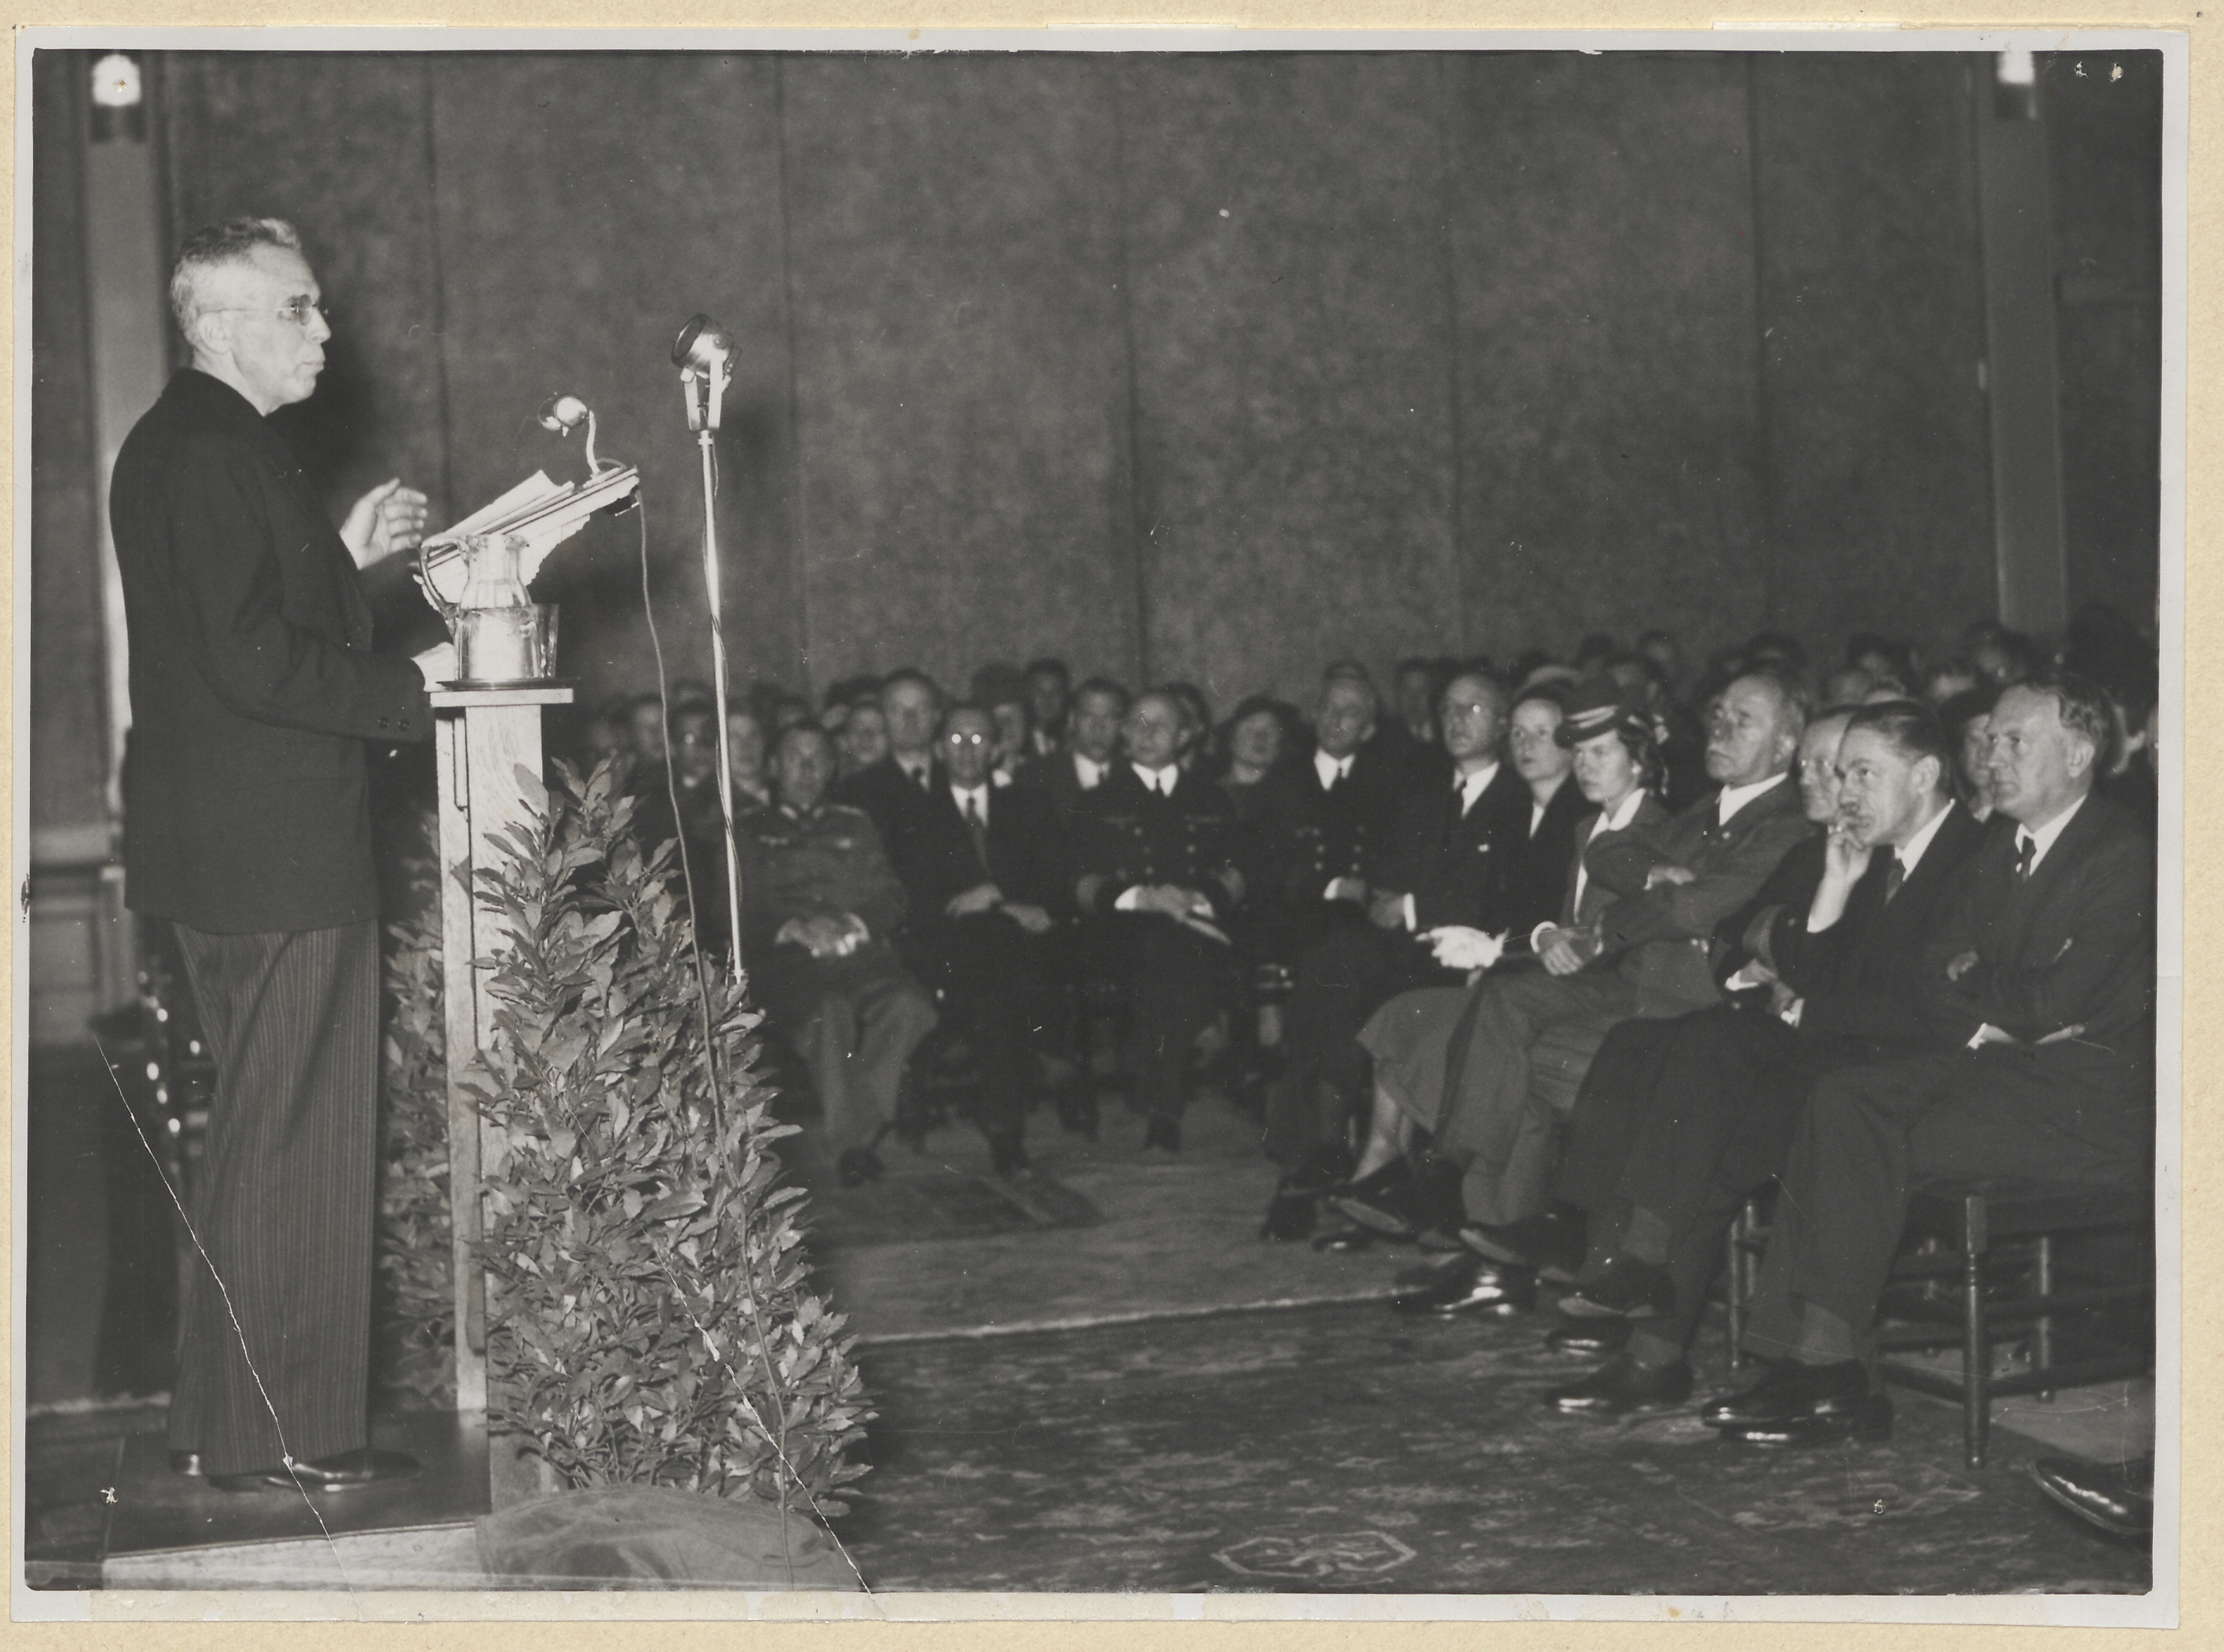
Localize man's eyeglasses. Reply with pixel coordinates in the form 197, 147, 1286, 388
214, 297, 330, 329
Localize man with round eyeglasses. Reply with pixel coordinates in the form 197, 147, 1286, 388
110, 217, 450, 1495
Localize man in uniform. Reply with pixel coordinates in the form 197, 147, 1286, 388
110, 216, 439, 1492
740, 723, 939, 1187
1069, 688, 1251, 1153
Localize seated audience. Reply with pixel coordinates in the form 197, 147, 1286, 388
1532, 701, 1985, 1413
725, 705, 772, 811
1069, 687, 1251, 1152
969, 661, 1034, 787
837, 694, 890, 779
1703, 672, 2153, 1447
1939, 686, 2000, 820
892, 704, 1072, 1176
1334, 672, 1812, 1265
630, 698, 733, 951
738, 723, 938, 1189
1217, 694, 1301, 825
1261, 668, 1564, 1207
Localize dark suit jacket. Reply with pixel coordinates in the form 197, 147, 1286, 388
1250, 747, 1402, 912
831, 753, 937, 856
110, 368, 431, 934
1071, 765, 1248, 921
1552, 792, 1674, 931
1368, 762, 1537, 936
1917, 793, 2154, 1082
1014, 747, 1112, 830
1514, 776, 1590, 938
1765, 804, 1989, 1050
1587, 773, 1814, 1015
898, 781, 1072, 925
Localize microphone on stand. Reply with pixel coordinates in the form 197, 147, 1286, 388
672, 314, 736, 432
671, 313, 747, 975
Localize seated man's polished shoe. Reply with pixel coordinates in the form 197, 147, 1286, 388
1698, 1357, 1870, 1429
208, 1448, 423, 1494
837, 1146, 886, 1189
1718, 1392, 1892, 1448
1285, 1142, 1355, 1197
1459, 1207, 1583, 1281
2032, 1454, 2154, 1538
1544, 1317, 1631, 1357
1330, 1161, 1417, 1239
1541, 1353, 1695, 1416
1259, 1181, 1319, 1242
1311, 1222, 1377, 1254
169, 1450, 204, 1477
1556, 1258, 1676, 1320
1142, 1116, 1182, 1154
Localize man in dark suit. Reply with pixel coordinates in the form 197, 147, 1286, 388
1016, 675, 1127, 828
110, 217, 438, 1492
1069, 688, 1250, 1153
830, 667, 943, 852
895, 704, 1072, 1175
1704, 672, 2154, 1447
1429, 671, 1815, 1242
1264, 669, 1594, 1195
1541, 702, 1989, 1415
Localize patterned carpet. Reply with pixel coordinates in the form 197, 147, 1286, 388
834, 1301, 2151, 1596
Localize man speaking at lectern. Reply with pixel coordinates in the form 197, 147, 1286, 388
111, 217, 446, 1492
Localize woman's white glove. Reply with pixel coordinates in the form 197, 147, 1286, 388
1422, 925, 1505, 973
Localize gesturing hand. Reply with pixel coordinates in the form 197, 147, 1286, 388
946, 882, 1003, 918
1644, 864, 1696, 890
341, 477, 430, 569
1000, 902, 1055, 935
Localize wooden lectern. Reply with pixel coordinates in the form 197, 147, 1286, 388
430, 683, 572, 1462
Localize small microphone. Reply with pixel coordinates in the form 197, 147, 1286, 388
536, 393, 604, 472
672, 314, 735, 373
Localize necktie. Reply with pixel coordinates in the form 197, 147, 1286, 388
1882, 851, 1905, 905
914, 765, 931, 793
2014, 834, 2036, 879
1326, 764, 1345, 794
963, 792, 988, 867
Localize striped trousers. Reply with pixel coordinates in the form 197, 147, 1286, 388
168, 920, 379, 1474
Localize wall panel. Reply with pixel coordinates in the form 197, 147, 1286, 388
1448, 52, 1767, 667
1751, 53, 1995, 660
428, 53, 798, 707
781, 54, 1136, 695
1121, 52, 1460, 708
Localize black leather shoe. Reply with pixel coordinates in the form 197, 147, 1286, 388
1143, 1116, 1181, 1154
1460, 1208, 1583, 1279
208, 1448, 422, 1494
1285, 1142, 1355, 1197
169, 1450, 203, 1477
1544, 1317, 1631, 1357
1718, 1393, 1893, 1448
1699, 1358, 1871, 1429
837, 1146, 886, 1188
988, 1131, 1031, 1177
1542, 1353, 1695, 1416
2032, 1454, 2154, 1537
1330, 1161, 1417, 1238
1557, 1258, 1676, 1320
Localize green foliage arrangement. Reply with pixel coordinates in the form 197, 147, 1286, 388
466, 758, 872, 1515
374, 860, 458, 1409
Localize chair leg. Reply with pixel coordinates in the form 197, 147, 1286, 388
1962, 1194, 1990, 1469
2033, 1232, 2056, 1402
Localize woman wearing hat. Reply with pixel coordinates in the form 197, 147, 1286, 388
1328, 679, 1669, 1254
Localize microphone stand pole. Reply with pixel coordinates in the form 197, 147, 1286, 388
682, 358, 747, 980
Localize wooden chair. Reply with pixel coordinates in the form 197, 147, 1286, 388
1726, 1177, 2153, 1468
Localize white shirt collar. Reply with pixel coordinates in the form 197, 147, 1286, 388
2015, 792, 2087, 875
1133, 761, 1180, 796
1455, 761, 1500, 812
1590, 787, 1650, 840
1716, 773, 1786, 826
1314, 748, 1355, 789
897, 753, 932, 783
1074, 751, 1107, 788
951, 781, 991, 815
1891, 799, 1955, 878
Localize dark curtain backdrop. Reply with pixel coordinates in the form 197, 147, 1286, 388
115, 49, 2117, 711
